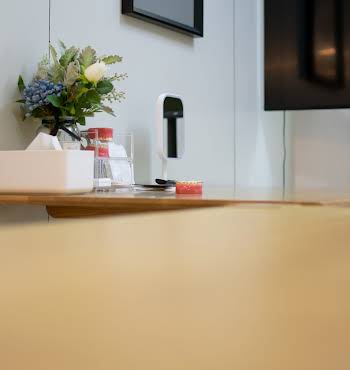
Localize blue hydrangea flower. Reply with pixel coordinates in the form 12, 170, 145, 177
23, 80, 64, 112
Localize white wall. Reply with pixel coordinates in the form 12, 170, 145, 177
0, 0, 48, 150
0, 0, 235, 186
234, 0, 284, 193
287, 110, 350, 191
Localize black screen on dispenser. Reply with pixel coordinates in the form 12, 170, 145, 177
265, 0, 350, 110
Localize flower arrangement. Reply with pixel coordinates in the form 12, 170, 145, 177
17, 41, 127, 125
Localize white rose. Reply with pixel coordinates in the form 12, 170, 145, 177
84, 61, 107, 83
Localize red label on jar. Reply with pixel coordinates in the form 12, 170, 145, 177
85, 145, 109, 158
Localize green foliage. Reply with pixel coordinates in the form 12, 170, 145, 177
17, 40, 127, 125
35, 55, 49, 80
49, 44, 65, 82
77, 116, 86, 125
58, 40, 67, 52
96, 80, 113, 95
75, 85, 89, 100
49, 44, 59, 64
64, 61, 80, 87
51, 63, 65, 83
109, 72, 128, 82
79, 46, 97, 68
102, 105, 116, 116
84, 90, 101, 105
59, 46, 79, 69
18, 75, 25, 93
46, 94, 62, 108
102, 55, 122, 64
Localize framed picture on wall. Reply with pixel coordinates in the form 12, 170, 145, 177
122, 0, 204, 37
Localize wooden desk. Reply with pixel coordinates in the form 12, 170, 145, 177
0, 205, 349, 370
0, 186, 349, 218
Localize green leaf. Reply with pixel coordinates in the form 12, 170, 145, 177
76, 86, 89, 99
102, 55, 122, 64
47, 94, 62, 108
102, 105, 116, 116
58, 40, 67, 51
77, 116, 86, 125
64, 61, 80, 87
96, 80, 113, 95
50, 63, 65, 83
77, 90, 101, 110
35, 55, 49, 80
109, 72, 128, 82
16, 99, 26, 103
31, 107, 49, 118
79, 46, 97, 68
85, 90, 101, 105
18, 75, 25, 93
59, 46, 79, 69
66, 102, 76, 115
49, 44, 59, 64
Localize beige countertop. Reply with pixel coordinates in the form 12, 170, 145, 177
0, 205, 349, 370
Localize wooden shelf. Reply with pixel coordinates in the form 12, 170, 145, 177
1, 186, 349, 218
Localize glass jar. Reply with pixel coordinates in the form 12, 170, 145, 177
39, 116, 81, 150
81, 128, 134, 189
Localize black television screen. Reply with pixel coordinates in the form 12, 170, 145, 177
134, 0, 194, 27
265, 0, 350, 110
122, 0, 203, 37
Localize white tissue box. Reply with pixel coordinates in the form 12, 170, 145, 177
0, 150, 94, 194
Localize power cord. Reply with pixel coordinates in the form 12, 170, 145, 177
48, 0, 51, 60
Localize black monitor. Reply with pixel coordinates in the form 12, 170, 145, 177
265, 0, 350, 110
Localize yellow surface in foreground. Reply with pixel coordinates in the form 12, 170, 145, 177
0, 205, 349, 370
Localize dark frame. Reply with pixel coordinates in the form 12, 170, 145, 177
122, 0, 204, 37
